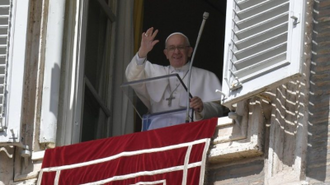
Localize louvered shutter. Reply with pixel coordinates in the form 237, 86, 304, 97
222, 0, 305, 107
0, 0, 29, 143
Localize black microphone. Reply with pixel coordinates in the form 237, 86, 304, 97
185, 12, 209, 123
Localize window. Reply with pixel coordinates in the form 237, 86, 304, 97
80, 0, 113, 142
209, 0, 308, 163
0, 0, 29, 144
221, 0, 306, 108
57, 0, 136, 145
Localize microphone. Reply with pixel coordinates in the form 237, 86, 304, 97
203, 12, 209, 20
185, 12, 209, 123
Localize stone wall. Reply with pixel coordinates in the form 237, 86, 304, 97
306, 0, 330, 184
206, 0, 323, 184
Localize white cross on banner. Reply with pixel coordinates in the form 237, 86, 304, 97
38, 118, 217, 185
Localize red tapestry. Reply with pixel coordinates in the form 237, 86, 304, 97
38, 118, 217, 185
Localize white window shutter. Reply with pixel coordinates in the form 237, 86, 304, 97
222, 0, 306, 107
0, 0, 29, 143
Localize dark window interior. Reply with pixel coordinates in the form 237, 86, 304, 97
82, 0, 228, 135
132, 0, 227, 132
143, 0, 227, 80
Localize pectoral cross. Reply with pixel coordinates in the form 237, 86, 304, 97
166, 94, 175, 106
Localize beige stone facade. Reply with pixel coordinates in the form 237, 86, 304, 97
1, 0, 330, 185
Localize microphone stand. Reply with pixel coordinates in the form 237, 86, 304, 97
185, 12, 209, 123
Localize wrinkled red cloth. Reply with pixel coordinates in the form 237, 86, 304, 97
39, 118, 217, 185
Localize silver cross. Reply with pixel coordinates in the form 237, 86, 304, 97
166, 94, 175, 106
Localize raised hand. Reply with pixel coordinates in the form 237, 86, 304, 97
138, 27, 159, 58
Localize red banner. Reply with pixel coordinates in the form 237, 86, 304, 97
38, 118, 217, 185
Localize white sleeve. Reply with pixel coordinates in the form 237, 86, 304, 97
125, 53, 147, 82
136, 54, 146, 65
194, 101, 223, 121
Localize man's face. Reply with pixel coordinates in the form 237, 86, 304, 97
163, 34, 193, 68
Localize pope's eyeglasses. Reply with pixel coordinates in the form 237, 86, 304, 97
166, 45, 190, 52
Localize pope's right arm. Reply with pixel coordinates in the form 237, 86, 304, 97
125, 54, 148, 82
126, 27, 159, 81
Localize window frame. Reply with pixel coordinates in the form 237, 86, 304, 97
56, 0, 117, 145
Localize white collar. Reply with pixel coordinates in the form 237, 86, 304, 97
169, 62, 190, 73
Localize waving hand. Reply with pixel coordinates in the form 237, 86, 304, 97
138, 27, 159, 58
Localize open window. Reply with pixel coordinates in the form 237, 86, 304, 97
221, 0, 306, 108
136, 0, 227, 129
56, 0, 138, 144
79, 0, 114, 142
0, 0, 29, 145
208, 0, 308, 163
143, 0, 226, 81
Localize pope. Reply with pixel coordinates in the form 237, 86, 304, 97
126, 27, 223, 130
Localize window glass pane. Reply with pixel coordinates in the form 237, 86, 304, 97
81, 0, 111, 141
81, 87, 108, 141
84, 0, 108, 92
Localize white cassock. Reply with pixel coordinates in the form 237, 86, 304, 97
126, 54, 223, 130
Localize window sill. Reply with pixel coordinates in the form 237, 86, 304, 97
208, 101, 264, 164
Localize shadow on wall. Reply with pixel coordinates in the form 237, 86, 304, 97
269, 80, 307, 175
306, 0, 329, 182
